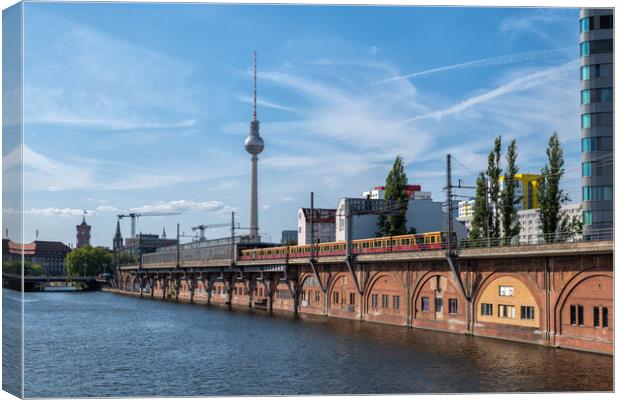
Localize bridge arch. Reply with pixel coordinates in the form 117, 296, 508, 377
411, 271, 466, 324
132, 276, 141, 293
364, 272, 406, 325
554, 270, 612, 344
123, 275, 132, 292
472, 271, 542, 328
300, 274, 323, 312
327, 272, 358, 314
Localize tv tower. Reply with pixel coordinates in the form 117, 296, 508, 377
244, 51, 264, 241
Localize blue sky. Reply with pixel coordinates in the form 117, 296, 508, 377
8, 3, 583, 246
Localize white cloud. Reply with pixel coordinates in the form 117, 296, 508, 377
129, 200, 233, 214
237, 95, 299, 114
369, 46, 381, 55
24, 11, 198, 130
262, 204, 272, 211
401, 59, 578, 123
23, 208, 95, 217
96, 205, 120, 213
369, 47, 573, 85
280, 196, 295, 202
499, 11, 573, 47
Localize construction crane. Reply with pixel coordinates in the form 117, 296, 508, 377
191, 223, 230, 241
117, 212, 181, 239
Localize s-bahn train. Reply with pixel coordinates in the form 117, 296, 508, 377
238, 231, 456, 261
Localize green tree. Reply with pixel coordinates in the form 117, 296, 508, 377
487, 136, 502, 241
380, 156, 409, 236
113, 251, 138, 267
538, 132, 569, 242
2, 260, 44, 276
500, 139, 520, 244
469, 172, 490, 242
65, 246, 114, 277
560, 212, 583, 240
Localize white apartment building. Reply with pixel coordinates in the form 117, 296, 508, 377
518, 203, 582, 244
362, 186, 432, 201
297, 208, 337, 245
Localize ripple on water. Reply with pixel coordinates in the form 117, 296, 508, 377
15, 291, 613, 397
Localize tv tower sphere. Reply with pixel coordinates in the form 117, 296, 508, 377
244, 122, 264, 155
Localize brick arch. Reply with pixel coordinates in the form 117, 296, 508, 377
364, 272, 406, 306
554, 270, 613, 336
411, 270, 465, 320
300, 274, 322, 290
472, 271, 543, 327
132, 276, 141, 292
364, 272, 407, 325
327, 272, 358, 312
326, 272, 349, 298
123, 274, 132, 292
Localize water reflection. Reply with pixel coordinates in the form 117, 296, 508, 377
19, 291, 612, 397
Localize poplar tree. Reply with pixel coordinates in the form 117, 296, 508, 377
500, 139, 520, 243
469, 172, 490, 242
538, 132, 569, 242
486, 136, 502, 241
379, 156, 409, 236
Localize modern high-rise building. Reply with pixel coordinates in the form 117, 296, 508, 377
499, 173, 541, 210
579, 9, 614, 236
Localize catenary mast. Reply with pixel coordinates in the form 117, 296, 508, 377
244, 51, 264, 241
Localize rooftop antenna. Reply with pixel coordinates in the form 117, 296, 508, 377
252, 50, 257, 121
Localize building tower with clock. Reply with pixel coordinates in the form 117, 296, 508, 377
76, 214, 91, 248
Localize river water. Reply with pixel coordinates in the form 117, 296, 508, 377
3, 290, 613, 397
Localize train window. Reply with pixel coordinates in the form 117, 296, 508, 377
431, 236, 436, 244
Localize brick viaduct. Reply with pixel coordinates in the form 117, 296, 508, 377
116, 240, 613, 354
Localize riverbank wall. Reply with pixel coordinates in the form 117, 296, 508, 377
111, 247, 614, 356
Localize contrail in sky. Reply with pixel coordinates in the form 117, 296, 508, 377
369, 47, 575, 85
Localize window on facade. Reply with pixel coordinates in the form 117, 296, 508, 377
499, 286, 514, 296
599, 15, 613, 29
392, 295, 400, 310
435, 298, 443, 313
481, 303, 493, 316
582, 161, 591, 177
499, 304, 516, 319
382, 294, 389, 309
333, 291, 339, 304
580, 16, 592, 32
601, 88, 612, 102
449, 298, 457, 314
583, 186, 613, 201
349, 292, 355, 305
422, 297, 430, 312
583, 211, 592, 226
371, 294, 378, 308
602, 307, 608, 328
578, 305, 584, 326
315, 291, 321, 303
581, 114, 591, 129
581, 137, 593, 152
581, 90, 591, 104
521, 306, 535, 320
583, 186, 591, 201
593, 306, 600, 327
588, 39, 613, 54
581, 65, 590, 80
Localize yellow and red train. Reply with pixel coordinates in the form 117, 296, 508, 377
238, 231, 453, 261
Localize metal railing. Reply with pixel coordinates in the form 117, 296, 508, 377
458, 228, 613, 250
